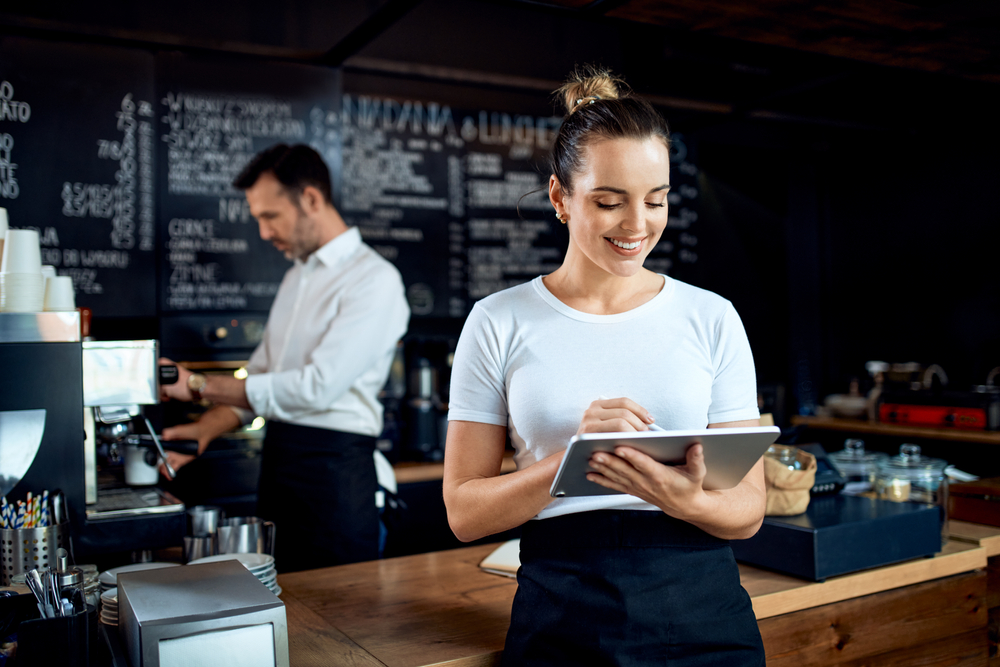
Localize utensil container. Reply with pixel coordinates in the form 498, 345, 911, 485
0, 521, 70, 585
18, 603, 97, 667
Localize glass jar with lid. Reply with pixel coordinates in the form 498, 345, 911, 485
765, 444, 802, 470
828, 439, 888, 493
875, 444, 949, 545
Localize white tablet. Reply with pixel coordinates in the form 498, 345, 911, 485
549, 426, 780, 498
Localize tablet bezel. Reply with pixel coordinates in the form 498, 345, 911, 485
549, 426, 780, 498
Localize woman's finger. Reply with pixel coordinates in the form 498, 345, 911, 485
598, 397, 655, 425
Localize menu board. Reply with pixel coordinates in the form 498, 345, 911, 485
340, 92, 701, 318
0, 37, 157, 316
156, 53, 341, 312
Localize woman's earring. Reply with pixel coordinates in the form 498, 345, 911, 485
556, 212, 567, 224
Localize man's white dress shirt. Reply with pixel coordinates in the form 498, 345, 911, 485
238, 226, 410, 437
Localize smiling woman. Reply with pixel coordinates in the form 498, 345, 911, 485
444, 66, 765, 666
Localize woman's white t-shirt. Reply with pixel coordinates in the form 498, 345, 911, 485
448, 275, 760, 520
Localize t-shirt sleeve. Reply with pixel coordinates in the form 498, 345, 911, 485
447, 302, 509, 427
707, 302, 760, 424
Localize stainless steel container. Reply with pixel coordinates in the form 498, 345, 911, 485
0, 521, 70, 585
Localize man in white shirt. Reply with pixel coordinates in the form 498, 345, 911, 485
160, 144, 410, 571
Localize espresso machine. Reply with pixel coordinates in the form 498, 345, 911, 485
79, 339, 186, 555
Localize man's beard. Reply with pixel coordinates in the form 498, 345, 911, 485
283, 209, 321, 260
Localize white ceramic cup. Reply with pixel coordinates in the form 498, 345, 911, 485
41, 265, 57, 280
123, 444, 159, 486
44, 275, 76, 311
1, 229, 42, 275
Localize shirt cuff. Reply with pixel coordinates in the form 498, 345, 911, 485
244, 373, 274, 419
707, 407, 761, 425
228, 406, 256, 427
447, 409, 508, 427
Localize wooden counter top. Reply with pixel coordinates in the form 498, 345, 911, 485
791, 415, 1000, 445
278, 538, 987, 667
393, 453, 516, 485
949, 519, 1000, 557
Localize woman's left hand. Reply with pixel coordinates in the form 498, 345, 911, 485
587, 443, 709, 516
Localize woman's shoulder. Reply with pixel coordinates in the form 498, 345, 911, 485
469, 278, 542, 317
662, 275, 736, 319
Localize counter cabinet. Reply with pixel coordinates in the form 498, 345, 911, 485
278, 537, 991, 667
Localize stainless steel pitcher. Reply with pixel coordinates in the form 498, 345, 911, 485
215, 516, 275, 556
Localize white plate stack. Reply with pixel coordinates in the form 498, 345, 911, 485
188, 553, 280, 596
0, 228, 44, 313
98, 562, 181, 593
100, 588, 118, 626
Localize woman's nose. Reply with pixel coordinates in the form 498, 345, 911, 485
620, 203, 647, 233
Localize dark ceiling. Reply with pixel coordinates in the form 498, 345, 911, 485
2, 0, 997, 133
536, 0, 1000, 85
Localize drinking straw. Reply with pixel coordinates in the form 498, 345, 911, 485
40, 490, 50, 527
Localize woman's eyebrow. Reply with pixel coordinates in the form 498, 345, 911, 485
588, 185, 671, 194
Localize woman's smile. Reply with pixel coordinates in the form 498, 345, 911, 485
606, 236, 645, 254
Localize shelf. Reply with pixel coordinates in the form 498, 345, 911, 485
790, 415, 1000, 445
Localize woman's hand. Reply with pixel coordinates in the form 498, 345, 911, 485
587, 444, 709, 517
577, 396, 657, 435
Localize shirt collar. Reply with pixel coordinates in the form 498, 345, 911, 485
303, 226, 361, 269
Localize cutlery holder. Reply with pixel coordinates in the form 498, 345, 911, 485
0, 521, 69, 585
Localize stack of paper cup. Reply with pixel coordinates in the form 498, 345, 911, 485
0, 228, 45, 313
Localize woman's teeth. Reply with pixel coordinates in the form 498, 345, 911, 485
610, 239, 641, 250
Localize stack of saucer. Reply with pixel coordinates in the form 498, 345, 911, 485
100, 588, 118, 626
188, 553, 280, 596
98, 562, 181, 593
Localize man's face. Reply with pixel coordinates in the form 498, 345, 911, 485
245, 171, 320, 261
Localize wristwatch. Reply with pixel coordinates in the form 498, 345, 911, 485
187, 373, 208, 400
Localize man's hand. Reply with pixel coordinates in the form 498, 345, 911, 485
159, 357, 195, 402
158, 421, 208, 476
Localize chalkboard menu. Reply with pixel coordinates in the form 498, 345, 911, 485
156, 53, 341, 312
1, 34, 700, 326
340, 93, 701, 318
0, 37, 157, 317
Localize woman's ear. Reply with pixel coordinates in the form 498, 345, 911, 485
549, 175, 566, 216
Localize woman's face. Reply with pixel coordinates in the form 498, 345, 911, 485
551, 137, 671, 278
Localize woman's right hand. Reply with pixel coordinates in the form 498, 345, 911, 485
577, 396, 657, 435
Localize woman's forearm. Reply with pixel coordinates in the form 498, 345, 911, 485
443, 420, 562, 542
445, 454, 562, 542
677, 477, 766, 540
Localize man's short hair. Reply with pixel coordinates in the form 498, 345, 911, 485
232, 143, 333, 206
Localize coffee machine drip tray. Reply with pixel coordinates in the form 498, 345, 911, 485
87, 487, 185, 521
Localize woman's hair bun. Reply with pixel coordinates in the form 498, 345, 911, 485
556, 65, 629, 116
